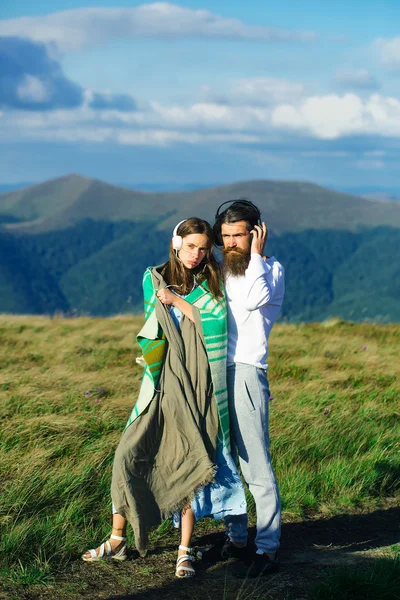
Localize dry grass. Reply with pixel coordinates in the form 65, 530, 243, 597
0, 315, 399, 597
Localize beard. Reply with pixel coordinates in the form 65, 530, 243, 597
222, 247, 250, 277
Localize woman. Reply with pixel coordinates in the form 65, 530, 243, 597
82, 218, 246, 577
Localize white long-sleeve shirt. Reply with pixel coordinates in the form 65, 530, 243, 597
225, 254, 285, 369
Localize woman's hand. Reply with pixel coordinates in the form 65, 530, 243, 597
157, 288, 195, 322
157, 287, 195, 322
250, 222, 268, 256
156, 288, 176, 306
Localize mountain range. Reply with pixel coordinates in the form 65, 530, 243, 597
1, 174, 399, 322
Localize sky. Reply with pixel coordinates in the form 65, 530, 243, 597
0, 1, 399, 189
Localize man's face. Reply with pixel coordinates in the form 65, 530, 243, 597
221, 221, 251, 252
221, 220, 251, 276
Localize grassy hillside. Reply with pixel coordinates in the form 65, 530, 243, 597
1, 223, 399, 321
0, 316, 398, 599
1, 175, 172, 233
59, 224, 171, 315
2, 175, 400, 234
0, 230, 68, 314
158, 179, 400, 235
269, 227, 400, 322
1, 175, 400, 322
0, 175, 92, 223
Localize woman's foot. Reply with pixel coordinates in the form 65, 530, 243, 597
82, 533, 127, 562
176, 545, 195, 578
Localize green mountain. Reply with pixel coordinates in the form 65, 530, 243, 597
3, 174, 400, 234
270, 227, 400, 322
0, 175, 399, 321
0, 229, 68, 314
0, 175, 92, 224
2, 175, 171, 233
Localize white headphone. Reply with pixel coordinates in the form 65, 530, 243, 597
172, 219, 187, 251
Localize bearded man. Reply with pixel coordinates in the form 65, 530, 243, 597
213, 199, 285, 578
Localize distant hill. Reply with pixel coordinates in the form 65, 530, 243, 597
0, 183, 32, 194
0, 229, 68, 314
0, 175, 399, 321
1, 175, 171, 233
362, 193, 400, 203
338, 185, 400, 199
2, 174, 400, 234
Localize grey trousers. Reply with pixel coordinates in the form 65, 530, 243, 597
224, 363, 281, 553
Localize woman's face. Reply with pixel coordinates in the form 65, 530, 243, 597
178, 233, 209, 269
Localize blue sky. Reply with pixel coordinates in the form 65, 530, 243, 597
0, 1, 399, 189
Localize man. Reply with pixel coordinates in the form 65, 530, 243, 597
214, 199, 285, 578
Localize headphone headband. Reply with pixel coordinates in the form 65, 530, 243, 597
172, 219, 187, 251
173, 219, 187, 237
214, 199, 261, 221
213, 199, 261, 247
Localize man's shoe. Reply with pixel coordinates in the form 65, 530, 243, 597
199, 538, 248, 563
221, 539, 249, 561
234, 551, 280, 578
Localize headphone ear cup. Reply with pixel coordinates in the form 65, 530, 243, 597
172, 235, 183, 250
212, 223, 223, 247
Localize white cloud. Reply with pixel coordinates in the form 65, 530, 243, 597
272, 93, 400, 139
301, 151, 352, 158
375, 36, 400, 70
118, 130, 260, 146
0, 3, 318, 52
242, 149, 290, 167
272, 94, 364, 139
363, 150, 385, 157
17, 75, 50, 103
356, 159, 384, 169
1, 92, 400, 146
151, 101, 255, 129
203, 77, 305, 106
37, 127, 115, 143
334, 68, 380, 90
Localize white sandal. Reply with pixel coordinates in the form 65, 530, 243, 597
176, 544, 196, 578
82, 534, 127, 562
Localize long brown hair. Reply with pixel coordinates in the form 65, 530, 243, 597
162, 217, 223, 299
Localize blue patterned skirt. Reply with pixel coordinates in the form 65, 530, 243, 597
173, 433, 247, 526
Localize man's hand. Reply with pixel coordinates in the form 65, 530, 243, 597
156, 288, 176, 305
250, 222, 268, 255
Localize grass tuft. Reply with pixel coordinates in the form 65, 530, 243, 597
308, 555, 400, 600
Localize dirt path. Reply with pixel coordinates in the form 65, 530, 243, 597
3, 505, 399, 600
